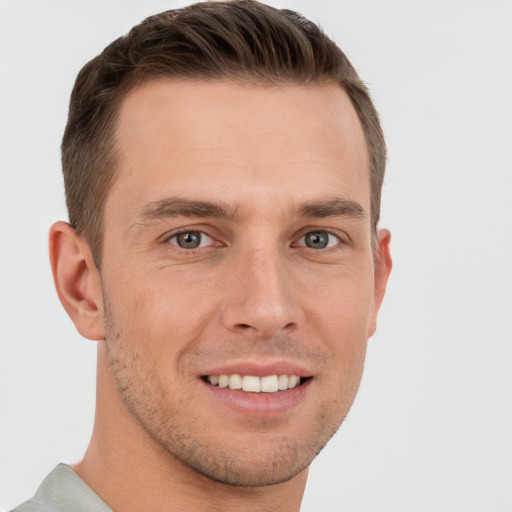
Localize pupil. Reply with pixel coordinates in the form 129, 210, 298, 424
177, 232, 201, 249
306, 231, 328, 249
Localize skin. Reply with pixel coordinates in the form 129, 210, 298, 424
50, 80, 392, 512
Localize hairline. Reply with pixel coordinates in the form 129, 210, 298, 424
82, 77, 377, 268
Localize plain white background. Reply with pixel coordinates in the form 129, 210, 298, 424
1, 1, 511, 511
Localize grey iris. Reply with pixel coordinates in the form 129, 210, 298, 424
305, 231, 329, 249
177, 232, 201, 249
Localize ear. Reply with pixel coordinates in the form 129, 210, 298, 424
49, 221, 105, 340
368, 228, 392, 338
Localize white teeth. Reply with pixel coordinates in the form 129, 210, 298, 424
207, 374, 303, 393
228, 374, 242, 390
207, 375, 219, 386
278, 374, 288, 390
218, 375, 229, 388
242, 375, 261, 392
260, 375, 279, 393
288, 375, 299, 389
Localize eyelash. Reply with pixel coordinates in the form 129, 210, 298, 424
165, 229, 346, 252
165, 230, 220, 256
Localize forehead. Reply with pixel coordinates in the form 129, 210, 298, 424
109, 79, 369, 219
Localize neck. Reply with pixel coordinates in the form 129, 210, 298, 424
72, 342, 308, 512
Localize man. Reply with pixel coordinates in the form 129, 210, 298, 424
12, 1, 391, 510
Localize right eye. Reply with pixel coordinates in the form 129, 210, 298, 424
168, 231, 214, 250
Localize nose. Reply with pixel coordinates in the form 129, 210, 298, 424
221, 247, 304, 339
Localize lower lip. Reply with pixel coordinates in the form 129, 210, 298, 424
200, 379, 312, 416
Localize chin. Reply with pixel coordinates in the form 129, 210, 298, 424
175, 439, 314, 487
154, 424, 336, 488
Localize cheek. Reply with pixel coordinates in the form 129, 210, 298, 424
107, 271, 218, 377
304, 262, 375, 332
302, 264, 374, 378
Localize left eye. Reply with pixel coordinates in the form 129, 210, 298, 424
168, 231, 213, 249
296, 230, 340, 249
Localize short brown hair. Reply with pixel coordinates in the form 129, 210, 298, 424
62, 0, 386, 265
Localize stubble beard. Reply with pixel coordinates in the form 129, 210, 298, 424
101, 290, 363, 488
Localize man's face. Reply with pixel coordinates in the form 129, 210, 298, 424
99, 79, 386, 486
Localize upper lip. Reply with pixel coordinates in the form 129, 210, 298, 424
199, 360, 313, 378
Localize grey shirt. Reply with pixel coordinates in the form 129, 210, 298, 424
10, 464, 112, 512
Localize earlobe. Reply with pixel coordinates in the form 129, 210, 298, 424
49, 221, 105, 340
368, 228, 392, 338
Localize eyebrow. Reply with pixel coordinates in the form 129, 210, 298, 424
134, 197, 243, 226
297, 197, 366, 219
130, 195, 366, 232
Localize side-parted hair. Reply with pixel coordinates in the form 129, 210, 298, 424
62, 0, 386, 265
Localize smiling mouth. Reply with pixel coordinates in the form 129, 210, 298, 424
202, 374, 311, 393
